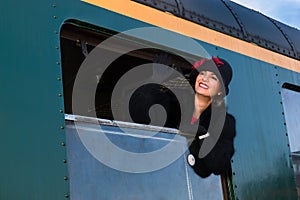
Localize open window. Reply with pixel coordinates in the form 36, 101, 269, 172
60, 20, 228, 200
281, 83, 300, 197
60, 20, 193, 128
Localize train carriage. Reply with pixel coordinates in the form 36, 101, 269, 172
1, 0, 300, 199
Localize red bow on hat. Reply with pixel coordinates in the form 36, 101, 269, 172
192, 56, 224, 69
212, 56, 224, 66
192, 58, 207, 69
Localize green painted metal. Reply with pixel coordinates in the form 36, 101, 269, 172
224, 54, 298, 199
0, 1, 68, 200
0, 0, 299, 199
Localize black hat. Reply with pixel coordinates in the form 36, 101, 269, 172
189, 57, 232, 96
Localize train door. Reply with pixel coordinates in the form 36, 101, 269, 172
60, 20, 230, 199
281, 83, 300, 198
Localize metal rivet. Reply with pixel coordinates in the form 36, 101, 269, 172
61, 142, 66, 146
55, 46, 59, 50
56, 62, 60, 65
63, 159, 67, 163
54, 30, 58, 34
63, 176, 68, 180
52, 4, 57, 8
57, 77, 61, 81
59, 109, 63, 113
64, 193, 69, 198
60, 126, 64, 129
58, 93, 62, 97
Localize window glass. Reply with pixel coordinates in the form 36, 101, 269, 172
281, 83, 300, 197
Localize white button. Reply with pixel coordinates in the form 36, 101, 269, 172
188, 154, 195, 166
199, 132, 210, 140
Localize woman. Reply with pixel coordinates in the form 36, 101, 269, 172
186, 57, 236, 178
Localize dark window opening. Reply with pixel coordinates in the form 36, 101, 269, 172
60, 20, 194, 128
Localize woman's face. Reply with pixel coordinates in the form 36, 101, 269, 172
195, 71, 221, 97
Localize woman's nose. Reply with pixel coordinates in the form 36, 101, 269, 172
202, 73, 208, 81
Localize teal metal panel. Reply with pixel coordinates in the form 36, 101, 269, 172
276, 66, 300, 87
0, 1, 69, 199
220, 52, 298, 199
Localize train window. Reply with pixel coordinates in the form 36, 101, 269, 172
60, 20, 227, 200
60, 20, 195, 128
281, 83, 300, 197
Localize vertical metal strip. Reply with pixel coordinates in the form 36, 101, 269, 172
184, 152, 194, 200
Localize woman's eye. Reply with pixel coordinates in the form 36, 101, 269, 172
211, 76, 218, 81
